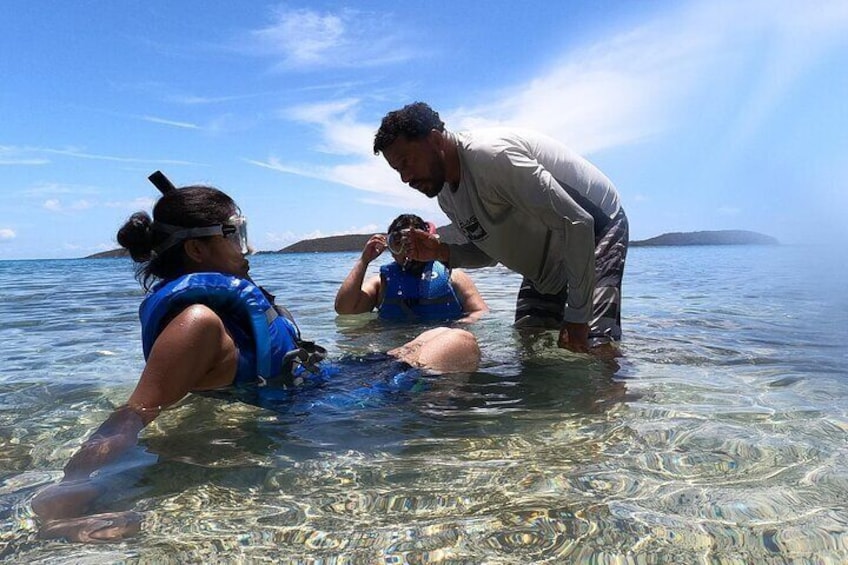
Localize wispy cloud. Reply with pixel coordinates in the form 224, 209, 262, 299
43, 199, 94, 212
103, 197, 157, 210
263, 0, 848, 207
0, 228, 15, 241
39, 146, 201, 165
21, 182, 101, 197
447, 0, 848, 155
2, 144, 203, 166
246, 97, 435, 210
165, 92, 273, 105
0, 146, 50, 166
247, 7, 418, 70
0, 158, 50, 166
36, 191, 154, 213
142, 116, 201, 130
244, 155, 438, 212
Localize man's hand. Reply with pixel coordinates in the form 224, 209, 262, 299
405, 229, 447, 263
558, 322, 590, 353
361, 234, 387, 264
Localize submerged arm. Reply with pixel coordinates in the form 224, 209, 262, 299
32, 304, 236, 542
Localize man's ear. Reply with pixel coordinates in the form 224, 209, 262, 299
183, 239, 206, 264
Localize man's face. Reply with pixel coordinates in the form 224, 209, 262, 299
382, 134, 446, 198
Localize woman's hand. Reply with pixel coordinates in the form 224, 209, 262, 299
360, 234, 387, 264
37, 511, 142, 543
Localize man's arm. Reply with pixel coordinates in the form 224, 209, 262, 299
445, 242, 498, 269
405, 231, 497, 269
335, 234, 384, 314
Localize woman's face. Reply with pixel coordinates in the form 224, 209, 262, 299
195, 235, 250, 278
187, 211, 251, 278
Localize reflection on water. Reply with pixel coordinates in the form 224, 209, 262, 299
1, 246, 848, 562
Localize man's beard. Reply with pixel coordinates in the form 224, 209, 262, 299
421, 153, 447, 197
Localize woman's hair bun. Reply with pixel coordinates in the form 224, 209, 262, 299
116, 211, 155, 262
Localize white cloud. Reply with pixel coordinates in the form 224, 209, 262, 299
245, 154, 431, 210
43, 199, 61, 212
24, 183, 100, 197
284, 99, 375, 156
248, 7, 417, 70
1, 145, 204, 166
104, 197, 157, 210
253, 0, 848, 213
0, 158, 49, 165
38, 146, 201, 166
0, 145, 50, 166
0, 228, 15, 241
42, 198, 95, 212
142, 116, 200, 130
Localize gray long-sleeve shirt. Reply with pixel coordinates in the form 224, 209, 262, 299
437, 128, 621, 324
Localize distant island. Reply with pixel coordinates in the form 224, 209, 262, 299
272, 227, 779, 253
629, 230, 779, 247
85, 228, 778, 259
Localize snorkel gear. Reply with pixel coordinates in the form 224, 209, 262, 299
386, 221, 437, 268
152, 215, 250, 256
148, 170, 177, 195
387, 229, 409, 256
147, 170, 250, 256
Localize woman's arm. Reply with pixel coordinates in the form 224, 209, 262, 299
335, 234, 385, 314
451, 269, 488, 322
32, 304, 236, 542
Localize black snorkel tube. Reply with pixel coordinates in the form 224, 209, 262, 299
148, 170, 177, 195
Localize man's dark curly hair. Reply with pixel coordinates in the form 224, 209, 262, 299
373, 102, 445, 154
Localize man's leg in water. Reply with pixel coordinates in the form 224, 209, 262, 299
388, 328, 480, 373
589, 208, 629, 349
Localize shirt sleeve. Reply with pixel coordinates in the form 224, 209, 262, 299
446, 242, 498, 268
493, 146, 596, 323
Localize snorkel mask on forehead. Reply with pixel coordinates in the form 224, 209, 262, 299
147, 170, 251, 256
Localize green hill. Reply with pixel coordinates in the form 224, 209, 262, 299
630, 230, 779, 247
85, 228, 778, 258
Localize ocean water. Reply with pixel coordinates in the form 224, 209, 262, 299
1, 245, 847, 563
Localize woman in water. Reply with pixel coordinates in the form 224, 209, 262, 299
32, 173, 480, 542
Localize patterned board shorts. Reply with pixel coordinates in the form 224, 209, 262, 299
514, 208, 629, 345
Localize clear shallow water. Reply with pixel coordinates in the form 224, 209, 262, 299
1, 246, 847, 563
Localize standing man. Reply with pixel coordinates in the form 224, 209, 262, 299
373, 102, 628, 353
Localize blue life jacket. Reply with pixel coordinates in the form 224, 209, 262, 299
139, 273, 323, 386
378, 261, 463, 321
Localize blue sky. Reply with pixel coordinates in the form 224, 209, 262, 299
2, 0, 846, 260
